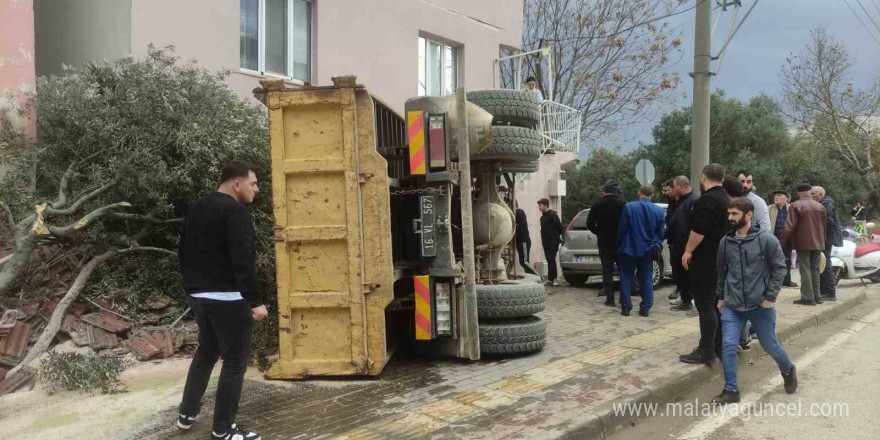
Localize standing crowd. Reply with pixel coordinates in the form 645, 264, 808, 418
533, 163, 848, 405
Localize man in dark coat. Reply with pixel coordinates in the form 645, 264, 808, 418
539, 198, 565, 286
811, 186, 843, 300
587, 180, 626, 306
515, 203, 537, 275
667, 176, 700, 312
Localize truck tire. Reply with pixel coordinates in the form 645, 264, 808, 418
473, 126, 542, 164
476, 282, 546, 318
500, 160, 539, 174
479, 316, 546, 355
466, 90, 540, 128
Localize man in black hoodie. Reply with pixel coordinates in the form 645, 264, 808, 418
539, 198, 565, 286
177, 160, 265, 440
587, 180, 626, 306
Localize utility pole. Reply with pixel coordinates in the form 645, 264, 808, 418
690, 0, 712, 186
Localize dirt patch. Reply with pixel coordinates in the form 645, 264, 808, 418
0, 357, 203, 439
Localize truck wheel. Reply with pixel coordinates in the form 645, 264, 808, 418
477, 282, 546, 318
472, 126, 542, 163
500, 160, 539, 174
479, 316, 546, 355
466, 90, 540, 128
562, 272, 588, 287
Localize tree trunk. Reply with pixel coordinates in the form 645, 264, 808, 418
7, 249, 117, 377
0, 232, 39, 295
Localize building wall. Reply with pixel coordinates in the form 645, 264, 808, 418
34, 0, 131, 78
516, 151, 577, 271
0, 0, 37, 178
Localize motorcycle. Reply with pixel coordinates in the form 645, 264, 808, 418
830, 224, 880, 285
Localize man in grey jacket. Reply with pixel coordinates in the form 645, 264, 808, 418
712, 198, 798, 404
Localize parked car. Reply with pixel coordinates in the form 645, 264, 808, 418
558, 203, 672, 289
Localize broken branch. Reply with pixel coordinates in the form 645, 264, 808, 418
109, 212, 183, 224
0, 201, 15, 231
46, 201, 132, 237
46, 178, 120, 216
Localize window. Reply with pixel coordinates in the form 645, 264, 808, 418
240, 0, 312, 81
418, 37, 457, 96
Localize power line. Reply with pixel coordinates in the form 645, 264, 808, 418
714, 0, 761, 60
843, 0, 880, 47
873, 0, 880, 17
855, 0, 880, 35
526, 0, 711, 45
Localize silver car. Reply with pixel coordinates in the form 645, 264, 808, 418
559, 203, 672, 289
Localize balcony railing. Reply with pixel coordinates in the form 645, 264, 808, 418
538, 100, 580, 154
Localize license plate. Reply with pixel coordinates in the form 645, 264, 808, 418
574, 255, 600, 264
420, 195, 436, 257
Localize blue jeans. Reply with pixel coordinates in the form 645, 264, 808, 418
618, 252, 654, 313
721, 306, 793, 391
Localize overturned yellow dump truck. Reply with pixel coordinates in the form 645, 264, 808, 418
256, 76, 547, 379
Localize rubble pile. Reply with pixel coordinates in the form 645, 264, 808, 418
0, 297, 197, 395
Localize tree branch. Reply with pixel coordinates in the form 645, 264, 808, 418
0, 202, 15, 231
117, 246, 177, 258
47, 177, 120, 216
46, 202, 131, 237
109, 212, 183, 224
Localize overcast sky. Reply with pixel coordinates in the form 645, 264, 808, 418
609, 0, 880, 152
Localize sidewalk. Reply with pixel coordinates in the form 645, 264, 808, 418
122, 279, 868, 440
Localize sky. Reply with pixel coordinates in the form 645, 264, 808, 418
607, 0, 880, 153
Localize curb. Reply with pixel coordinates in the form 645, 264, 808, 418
559, 289, 869, 440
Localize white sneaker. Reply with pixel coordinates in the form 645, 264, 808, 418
552, 280, 560, 287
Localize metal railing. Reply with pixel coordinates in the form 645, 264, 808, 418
538, 100, 581, 154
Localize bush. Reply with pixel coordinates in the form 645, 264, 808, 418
39, 350, 130, 394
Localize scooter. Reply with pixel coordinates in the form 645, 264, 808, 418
830, 224, 880, 285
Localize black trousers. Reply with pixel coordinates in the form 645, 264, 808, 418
517, 238, 537, 275
670, 243, 693, 304
180, 296, 254, 432
543, 242, 560, 281
598, 246, 617, 302
820, 243, 836, 297
689, 256, 721, 356
775, 231, 793, 285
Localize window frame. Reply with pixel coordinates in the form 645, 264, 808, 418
418, 36, 459, 97
240, 0, 312, 83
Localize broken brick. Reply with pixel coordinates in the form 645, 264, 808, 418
46, 299, 87, 317
87, 326, 119, 350
80, 312, 132, 334
60, 314, 86, 335
1, 321, 32, 360
130, 333, 163, 361
69, 330, 89, 347
19, 300, 40, 316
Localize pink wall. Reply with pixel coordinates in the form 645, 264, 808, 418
0, 0, 36, 137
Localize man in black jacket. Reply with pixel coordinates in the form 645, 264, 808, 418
667, 176, 699, 312
539, 198, 565, 286
177, 160, 265, 440
680, 164, 730, 365
515, 203, 537, 275
587, 180, 626, 306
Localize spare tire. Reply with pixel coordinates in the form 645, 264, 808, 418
479, 316, 546, 355
467, 90, 540, 128
472, 126, 542, 164
500, 160, 540, 174
476, 282, 546, 318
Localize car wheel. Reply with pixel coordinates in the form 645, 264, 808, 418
479, 316, 546, 356
652, 258, 662, 289
562, 272, 588, 287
